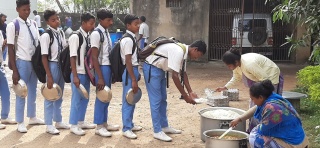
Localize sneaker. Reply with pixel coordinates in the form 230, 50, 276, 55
104, 123, 120, 131
78, 121, 96, 129
153, 131, 172, 142
46, 125, 60, 135
70, 125, 85, 136
132, 125, 142, 131
29, 117, 45, 125
1, 117, 17, 124
123, 130, 137, 139
55, 122, 70, 129
162, 127, 182, 134
17, 122, 27, 133
0, 124, 6, 129
95, 127, 112, 137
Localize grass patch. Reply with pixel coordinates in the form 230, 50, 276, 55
300, 98, 320, 147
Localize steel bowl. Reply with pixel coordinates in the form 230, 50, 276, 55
77, 84, 89, 99
126, 87, 142, 105
96, 86, 112, 103
41, 83, 63, 101
12, 79, 28, 98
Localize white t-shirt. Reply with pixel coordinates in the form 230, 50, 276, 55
90, 24, 112, 65
0, 31, 3, 63
40, 26, 67, 62
69, 28, 89, 74
139, 22, 149, 43
34, 15, 41, 27
120, 30, 139, 66
6, 17, 39, 61
145, 43, 188, 72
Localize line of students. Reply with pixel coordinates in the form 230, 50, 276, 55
2, 0, 207, 142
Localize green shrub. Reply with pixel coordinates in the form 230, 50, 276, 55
297, 66, 320, 101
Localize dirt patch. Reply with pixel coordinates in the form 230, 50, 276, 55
0, 61, 305, 148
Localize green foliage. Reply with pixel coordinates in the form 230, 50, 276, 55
297, 65, 320, 101
266, 0, 320, 60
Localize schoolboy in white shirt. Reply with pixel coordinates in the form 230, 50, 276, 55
0, 30, 15, 129
120, 14, 143, 139
91, 8, 120, 137
69, 12, 96, 136
143, 40, 207, 141
7, 0, 44, 133
40, 9, 70, 135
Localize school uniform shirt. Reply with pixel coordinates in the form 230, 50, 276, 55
139, 22, 149, 43
120, 30, 139, 66
69, 27, 89, 74
6, 17, 39, 61
0, 31, 3, 62
34, 15, 41, 27
225, 53, 280, 88
145, 43, 188, 73
90, 24, 112, 65
40, 26, 67, 62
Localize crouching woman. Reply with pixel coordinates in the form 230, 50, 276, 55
230, 80, 309, 148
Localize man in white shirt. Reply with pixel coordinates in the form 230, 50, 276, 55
137, 16, 149, 49
0, 30, 14, 129
90, 8, 120, 137
33, 10, 41, 27
40, 9, 70, 135
120, 14, 143, 139
69, 12, 96, 136
143, 40, 207, 142
7, 0, 44, 133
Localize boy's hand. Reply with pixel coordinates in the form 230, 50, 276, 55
73, 76, 80, 88
183, 94, 196, 105
47, 76, 54, 89
216, 87, 227, 92
132, 80, 139, 94
12, 70, 20, 85
97, 78, 105, 91
189, 92, 198, 99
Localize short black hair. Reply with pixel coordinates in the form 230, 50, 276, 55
81, 12, 95, 23
124, 14, 139, 25
250, 80, 274, 99
33, 10, 37, 14
222, 48, 241, 65
190, 40, 207, 55
0, 13, 7, 18
43, 9, 57, 21
97, 8, 113, 20
16, 0, 30, 8
140, 16, 146, 22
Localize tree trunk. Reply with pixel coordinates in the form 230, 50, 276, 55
55, 0, 65, 12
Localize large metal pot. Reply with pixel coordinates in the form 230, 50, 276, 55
198, 107, 246, 141
203, 129, 249, 148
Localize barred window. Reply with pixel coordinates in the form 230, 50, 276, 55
166, 0, 182, 8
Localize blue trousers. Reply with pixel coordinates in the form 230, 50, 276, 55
143, 63, 168, 133
15, 59, 38, 123
2, 46, 7, 61
69, 73, 90, 125
94, 65, 111, 125
44, 62, 65, 125
122, 66, 139, 132
0, 66, 10, 119
139, 38, 146, 49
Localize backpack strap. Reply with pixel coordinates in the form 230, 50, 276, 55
94, 28, 105, 64
45, 29, 54, 60
13, 19, 20, 52
121, 33, 137, 86
76, 31, 84, 66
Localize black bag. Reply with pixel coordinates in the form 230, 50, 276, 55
138, 36, 177, 60
31, 29, 55, 83
59, 31, 83, 83
109, 33, 136, 83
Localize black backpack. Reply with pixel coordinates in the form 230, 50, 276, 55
109, 33, 136, 83
31, 29, 63, 83
59, 31, 83, 83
